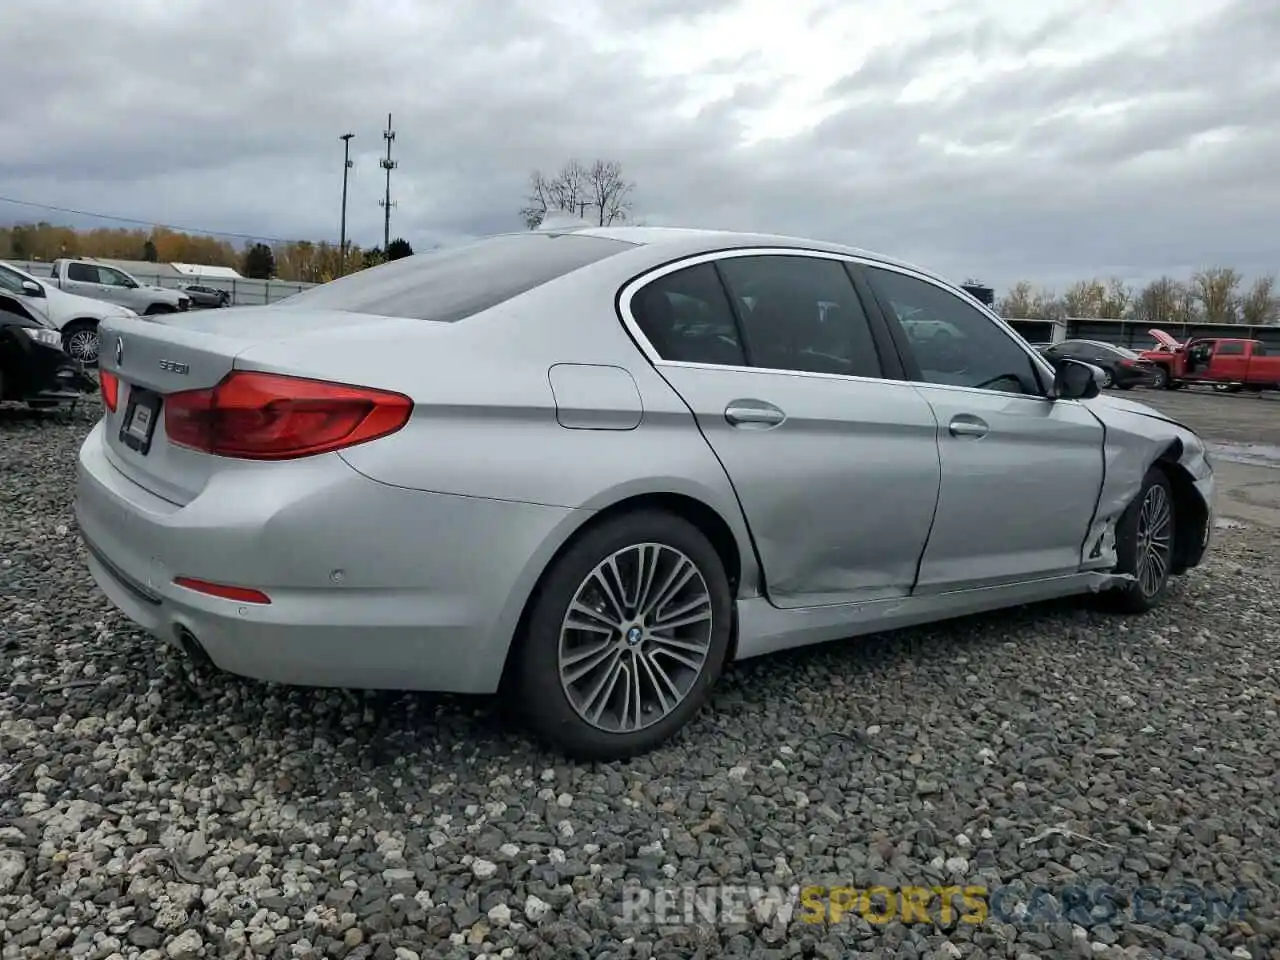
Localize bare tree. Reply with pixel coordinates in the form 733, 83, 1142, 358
1099, 277, 1133, 319
1191, 266, 1241, 324
1131, 277, 1182, 326
996, 281, 1035, 318
1061, 279, 1105, 318
588, 159, 634, 226
521, 158, 626, 228
1173, 282, 1201, 324
1240, 275, 1280, 326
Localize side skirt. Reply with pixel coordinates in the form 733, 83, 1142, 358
733, 571, 1133, 661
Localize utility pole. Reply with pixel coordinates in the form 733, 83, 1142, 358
338, 133, 354, 276
379, 113, 397, 252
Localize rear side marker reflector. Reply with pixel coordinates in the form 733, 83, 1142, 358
100, 370, 119, 412
173, 577, 272, 605
164, 370, 413, 461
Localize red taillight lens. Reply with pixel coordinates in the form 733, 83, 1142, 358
1119, 359, 1134, 367
99, 371, 119, 412
173, 576, 271, 604
164, 371, 412, 460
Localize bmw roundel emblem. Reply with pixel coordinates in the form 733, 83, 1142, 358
115, 336, 124, 366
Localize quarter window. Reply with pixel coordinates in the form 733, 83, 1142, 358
865, 267, 1043, 395
716, 255, 884, 378
631, 262, 747, 367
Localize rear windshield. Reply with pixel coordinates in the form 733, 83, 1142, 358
274, 232, 636, 322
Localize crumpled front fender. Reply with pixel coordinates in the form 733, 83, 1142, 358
1080, 395, 1214, 573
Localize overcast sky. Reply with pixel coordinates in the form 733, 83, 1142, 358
1, 0, 1275, 291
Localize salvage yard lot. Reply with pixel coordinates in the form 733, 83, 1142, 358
1, 392, 1278, 960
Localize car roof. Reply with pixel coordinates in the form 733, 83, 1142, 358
529, 225, 969, 297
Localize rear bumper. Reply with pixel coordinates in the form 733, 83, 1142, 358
75, 421, 580, 693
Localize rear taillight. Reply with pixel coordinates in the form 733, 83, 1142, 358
164, 371, 412, 460
100, 371, 119, 412
1119, 359, 1134, 368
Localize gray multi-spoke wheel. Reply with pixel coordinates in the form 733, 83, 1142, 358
1133, 483, 1172, 598
557, 543, 714, 734
64, 322, 100, 366
1105, 467, 1177, 613
512, 510, 732, 760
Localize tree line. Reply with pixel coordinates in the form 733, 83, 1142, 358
997, 269, 1280, 326
0, 222, 415, 284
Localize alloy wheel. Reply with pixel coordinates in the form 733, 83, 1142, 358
1134, 484, 1173, 597
66, 329, 100, 365
557, 543, 714, 734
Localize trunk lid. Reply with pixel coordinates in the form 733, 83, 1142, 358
97, 308, 420, 504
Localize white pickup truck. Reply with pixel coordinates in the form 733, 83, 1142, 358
0, 261, 137, 365
47, 258, 189, 319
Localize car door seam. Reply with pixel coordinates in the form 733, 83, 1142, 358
907, 385, 945, 594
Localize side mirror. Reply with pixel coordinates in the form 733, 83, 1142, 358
1054, 358, 1102, 400
21, 280, 44, 297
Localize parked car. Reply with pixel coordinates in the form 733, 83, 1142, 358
0, 308, 90, 410
46, 258, 189, 318
0, 260, 141, 367
75, 227, 1216, 760
181, 284, 231, 308
1039, 339, 1159, 390
1139, 329, 1280, 392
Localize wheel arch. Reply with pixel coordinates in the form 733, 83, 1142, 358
1152, 439, 1209, 575
497, 490, 749, 695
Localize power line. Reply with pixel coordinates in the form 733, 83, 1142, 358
0, 194, 305, 245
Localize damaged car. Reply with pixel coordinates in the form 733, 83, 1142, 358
75, 226, 1215, 760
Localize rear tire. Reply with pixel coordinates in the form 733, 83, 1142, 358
144, 304, 177, 316
511, 510, 732, 760
1102, 468, 1176, 614
62, 320, 100, 367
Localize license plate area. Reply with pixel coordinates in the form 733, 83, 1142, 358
119, 385, 162, 455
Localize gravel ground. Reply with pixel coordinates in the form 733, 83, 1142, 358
3, 398, 1280, 960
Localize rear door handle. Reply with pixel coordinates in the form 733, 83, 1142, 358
725, 400, 786, 428
948, 415, 988, 439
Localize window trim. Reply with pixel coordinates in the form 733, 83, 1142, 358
853, 259, 1060, 400
617, 247, 912, 385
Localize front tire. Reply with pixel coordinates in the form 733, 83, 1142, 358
1104, 468, 1176, 614
62, 320, 100, 367
512, 510, 732, 760
1150, 366, 1170, 389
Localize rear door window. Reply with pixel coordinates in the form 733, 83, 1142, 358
275, 233, 636, 322
715, 255, 885, 378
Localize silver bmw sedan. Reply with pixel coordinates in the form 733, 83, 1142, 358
75, 224, 1215, 760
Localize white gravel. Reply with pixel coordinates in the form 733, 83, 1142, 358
3, 399, 1279, 959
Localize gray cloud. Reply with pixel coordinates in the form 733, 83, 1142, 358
0, 0, 1276, 291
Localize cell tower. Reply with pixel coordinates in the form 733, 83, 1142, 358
379, 112, 397, 251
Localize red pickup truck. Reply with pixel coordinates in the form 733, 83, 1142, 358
1139, 329, 1280, 392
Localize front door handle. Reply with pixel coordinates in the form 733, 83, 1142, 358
725, 400, 786, 428
948, 415, 988, 439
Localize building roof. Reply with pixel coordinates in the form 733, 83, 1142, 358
171, 262, 244, 279
93, 259, 183, 278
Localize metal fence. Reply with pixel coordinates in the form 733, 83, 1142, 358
4, 260, 318, 307
1007, 317, 1280, 352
